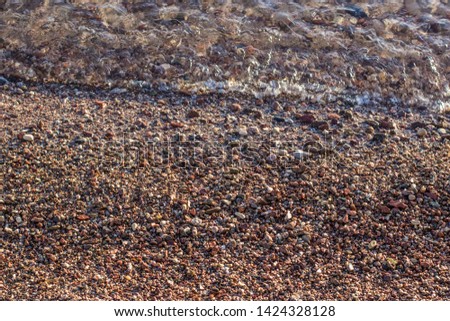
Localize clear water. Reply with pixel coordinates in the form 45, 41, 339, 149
1, 1, 449, 111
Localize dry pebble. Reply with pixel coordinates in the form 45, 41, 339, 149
417, 128, 427, 137
2, 78, 450, 301
22, 133, 34, 142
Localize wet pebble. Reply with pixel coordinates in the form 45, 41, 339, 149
0, 76, 9, 85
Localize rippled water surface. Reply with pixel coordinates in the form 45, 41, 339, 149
1, 1, 449, 110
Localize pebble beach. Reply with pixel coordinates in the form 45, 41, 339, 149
1, 81, 449, 300
1, 0, 450, 300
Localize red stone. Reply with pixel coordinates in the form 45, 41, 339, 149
295, 113, 316, 124
170, 121, 184, 128
230, 103, 241, 112
388, 200, 408, 210
327, 113, 341, 120
379, 205, 391, 214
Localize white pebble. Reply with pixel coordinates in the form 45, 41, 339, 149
23, 134, 34, 142
346, 262, 354, 271
191, 217, 202, 226
284, 211, 292, 221
293, 150, 309, 160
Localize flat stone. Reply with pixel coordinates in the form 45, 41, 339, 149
327, 113, 341, 120
234, 212, 246, 220
410, 121, 427, 129
295, 113, 316, 124
388, 199, 408, 209
205, 207, 221, 214
23, 134, 34, 142
187, 110, 200, 118
110, 88, 127, 94
272, 116, 285, 123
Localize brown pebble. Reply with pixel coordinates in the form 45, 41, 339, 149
230, 103, 241, 112
379, 205, 391, 214
187, 110, 200, 118
295, 113, 316, 124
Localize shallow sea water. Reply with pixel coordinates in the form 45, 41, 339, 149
1, 1, 449, 111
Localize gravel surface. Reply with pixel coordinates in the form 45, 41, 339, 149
1, 81, 450, 300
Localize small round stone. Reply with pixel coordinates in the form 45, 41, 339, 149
408, 194, 416, 201
437, 128, 446, 134
191, 217, 202, 226
417, 128, 427, 137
